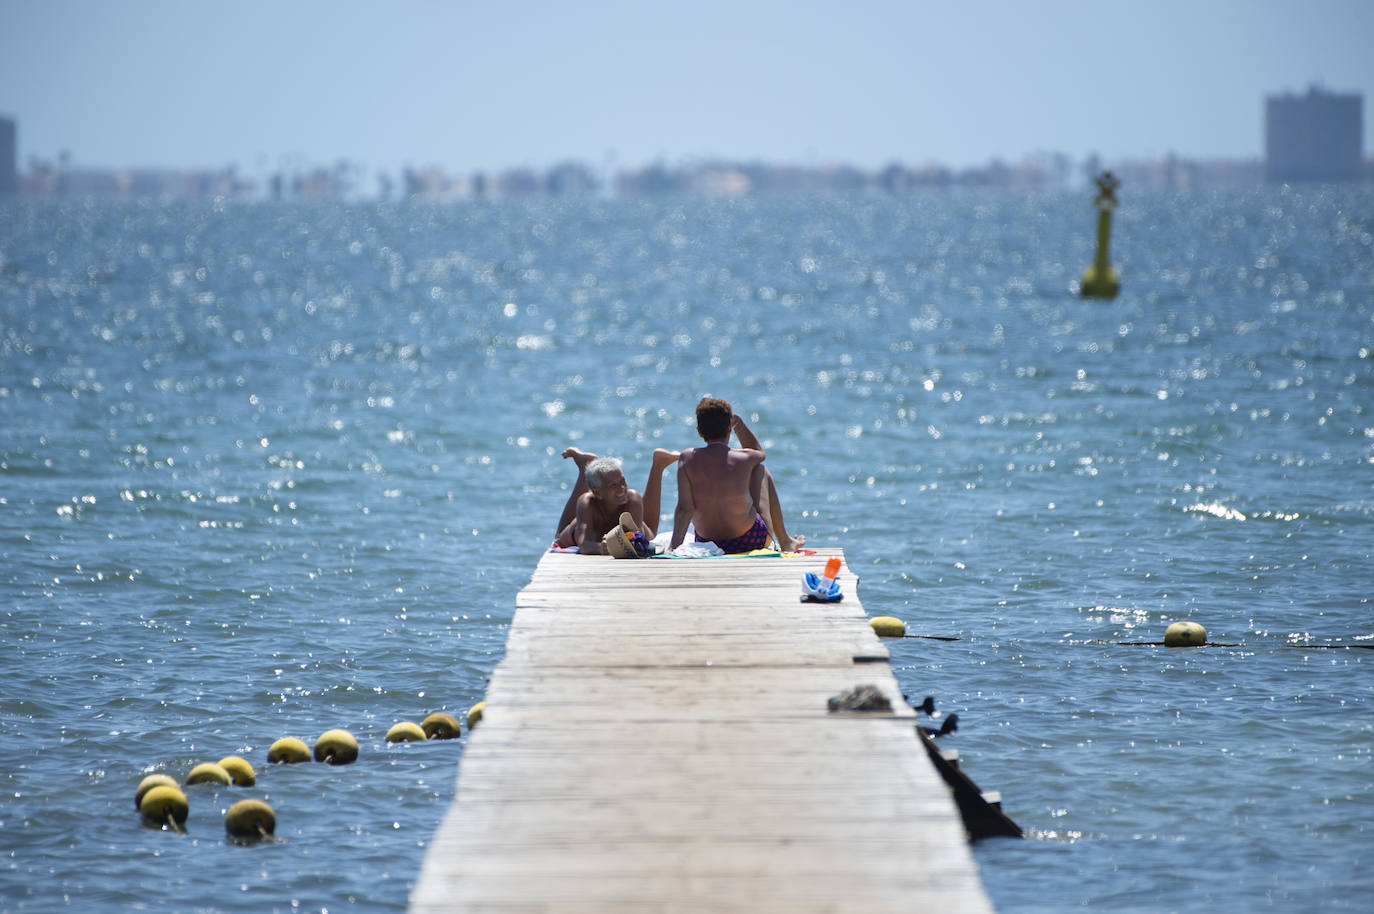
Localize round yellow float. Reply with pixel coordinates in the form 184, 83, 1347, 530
421, 712, 460, 740
139, 785, 189, 832
134, 774, 179, 809
225, 799, 276, 843
1164, 621, 1207, 647
185, 762, 232, 786
386, 721, 428, 743
217, 755, 256, 786
466, 701, 485, 731
267, 737, 311, 764
313, 729, 359, 765
869, 616, 907, 638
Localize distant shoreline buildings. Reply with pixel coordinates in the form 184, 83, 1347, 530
0, 117, 17, 196
1265, 85, 1364, 183
1, 88, 1367, 202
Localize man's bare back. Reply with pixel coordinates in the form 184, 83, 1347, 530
673, 442, 764, 543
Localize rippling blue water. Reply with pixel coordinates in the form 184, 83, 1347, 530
2, 189, 1370, 912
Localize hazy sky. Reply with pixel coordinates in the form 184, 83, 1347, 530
3, 0, 1372, 177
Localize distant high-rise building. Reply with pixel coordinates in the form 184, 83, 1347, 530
0, 117, 17, 195
1265, 86, 1364, 183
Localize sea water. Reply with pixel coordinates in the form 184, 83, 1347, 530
1, 189, 1370, 912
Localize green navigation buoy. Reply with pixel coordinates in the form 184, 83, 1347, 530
1080, 170, 1120, 299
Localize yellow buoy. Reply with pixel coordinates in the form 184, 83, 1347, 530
466, 701, 485, 731
1080, 170, 1121, 299
185, 762, 232, 786
421, 712, 460, 740
139, 784, 189, 832
217, 755, 256, 786
134, 774, 179, 809
869, 616, 907, 638
386, 721, 428, 743
225, 799, 276, 843
1164, 620, 1207, 647
313, 729, 359, 765
267, 737, 311, 764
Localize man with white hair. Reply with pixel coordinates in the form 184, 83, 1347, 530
553, 448, 679, 554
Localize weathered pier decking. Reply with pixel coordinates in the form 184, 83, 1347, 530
410, 549, 992, 912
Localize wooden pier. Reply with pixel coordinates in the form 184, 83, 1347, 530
410, 549, 992, 913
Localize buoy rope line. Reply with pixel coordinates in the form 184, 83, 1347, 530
1096, 641, 1373, 649
134, 703, 484, 840
872, 619, 1370, 650
894, 636, 1371, 649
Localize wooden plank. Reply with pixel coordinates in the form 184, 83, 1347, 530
411, 550, 993, 913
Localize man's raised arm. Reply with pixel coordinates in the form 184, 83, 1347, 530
731, 412, 764, 455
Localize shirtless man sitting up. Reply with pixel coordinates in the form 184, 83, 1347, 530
553, 448, 679, 555
670, 397, 805, 554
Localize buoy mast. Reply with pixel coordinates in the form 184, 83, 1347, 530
1080, 170, 1121, 299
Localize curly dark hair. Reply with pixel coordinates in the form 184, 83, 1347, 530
695, 397, 733, 441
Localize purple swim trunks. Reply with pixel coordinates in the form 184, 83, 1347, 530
697, 514, 770, 554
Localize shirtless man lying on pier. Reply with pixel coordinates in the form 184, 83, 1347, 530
553, 448, 679, 554
670, 397, 806, 554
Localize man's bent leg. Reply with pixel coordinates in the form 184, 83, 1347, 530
729, 412, 804, 551
641, 449, 680, 537
759, 468, 805, 552
555, 448, 597, 544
